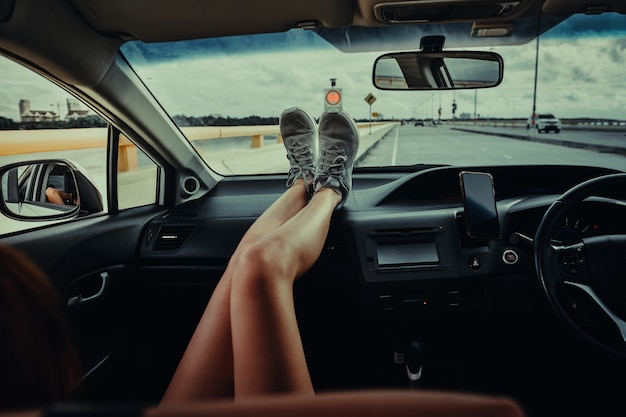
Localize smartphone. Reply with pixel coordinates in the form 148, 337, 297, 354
459, 171, 501, 240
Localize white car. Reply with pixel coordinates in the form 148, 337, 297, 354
527, 113, 562, 133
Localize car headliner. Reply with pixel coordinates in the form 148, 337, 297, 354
2, 0, 625, 87
66, 0, 626, 43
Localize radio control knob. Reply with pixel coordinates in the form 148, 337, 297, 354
502, 249, 519, 265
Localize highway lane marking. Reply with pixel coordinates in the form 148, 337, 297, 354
391, 126, 400, 165
503, 154, 513, 159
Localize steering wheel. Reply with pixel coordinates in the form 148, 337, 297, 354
534, 173, 626, 358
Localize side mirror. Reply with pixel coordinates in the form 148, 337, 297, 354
0, 159, 103, 220
373, 51, 503, 90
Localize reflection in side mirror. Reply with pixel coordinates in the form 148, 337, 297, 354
373, 51, 503, 90
0, 159, 103, 220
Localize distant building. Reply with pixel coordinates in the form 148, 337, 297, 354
19, 99, 59, 122
65, 98, 90, 120
18, 98, 91, 123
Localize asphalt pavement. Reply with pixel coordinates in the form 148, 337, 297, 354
451, 125, 626, 156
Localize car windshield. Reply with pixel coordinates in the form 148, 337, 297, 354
121, 13, 626, 174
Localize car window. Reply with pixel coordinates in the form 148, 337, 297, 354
117, 134, 160, 210
0, 55, 160, 234
121, 13, 626, 174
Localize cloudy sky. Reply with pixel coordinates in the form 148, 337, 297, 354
1, 13, 625, 123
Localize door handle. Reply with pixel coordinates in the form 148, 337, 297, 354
67, 271, 109, 308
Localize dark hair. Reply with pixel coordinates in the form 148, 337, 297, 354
0, 244, 82, 410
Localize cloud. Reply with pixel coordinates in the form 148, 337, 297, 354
130, 32, 626, 121
606, 38, 626, 63
571, 67, 596, 83
1, 14, 626, 123
545, 13, 626, 39
0, 58, 71, 121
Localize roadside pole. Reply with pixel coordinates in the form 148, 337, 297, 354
364, 93, 376, 135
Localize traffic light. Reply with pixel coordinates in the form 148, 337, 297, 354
324, 88, 343, 111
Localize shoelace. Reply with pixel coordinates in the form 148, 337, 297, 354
286, 141, 315, 187
315, 145, 347, 189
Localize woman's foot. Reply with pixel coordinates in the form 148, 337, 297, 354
313, 110, 360, 210
280, 107, 317, 197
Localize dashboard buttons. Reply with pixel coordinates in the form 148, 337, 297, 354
468, 257, 481, 270
561, 251, 585, 275
447, 290, 460, 306
379, 294, 394, 311
502, 249, 519, 265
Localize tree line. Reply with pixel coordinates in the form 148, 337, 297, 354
0, 114, 281, 130
173, 114, 279, 127
0, 115, 107, 130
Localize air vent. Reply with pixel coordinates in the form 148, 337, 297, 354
153, 224, 197, 251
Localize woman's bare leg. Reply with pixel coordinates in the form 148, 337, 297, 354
162, 108, 357, 402
230, 188, 340, 398
161, 180, 310, 403
226, 109, 358, 398
163, 107, 318, 403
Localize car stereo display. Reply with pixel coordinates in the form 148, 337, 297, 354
376, 242, 439, 267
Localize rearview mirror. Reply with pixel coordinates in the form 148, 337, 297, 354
373, 51, 503, 90
0, 159, 103, 220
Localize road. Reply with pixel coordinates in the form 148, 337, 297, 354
359, 125, 626, 171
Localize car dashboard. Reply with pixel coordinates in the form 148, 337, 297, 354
131, 164, 626, 400
137, 164, 625, 324
140, 164, 621, 286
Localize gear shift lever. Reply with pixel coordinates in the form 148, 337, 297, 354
404, 340, 423, 389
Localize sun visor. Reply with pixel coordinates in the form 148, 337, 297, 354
315, 15, 566, 52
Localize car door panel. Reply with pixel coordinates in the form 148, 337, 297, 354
1, 205, 166, 400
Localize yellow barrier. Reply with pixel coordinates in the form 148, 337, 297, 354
0, 129, 138, 171
0, 126, 279, 156
182, 126, 281, 149
118, 136, 138, 171
0, 128, 107, 155
0, 122, 388, 170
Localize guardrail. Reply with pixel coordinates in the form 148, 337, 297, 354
0, 128, 108, 155
0, 122, 392, 171
447, 118, 626, 132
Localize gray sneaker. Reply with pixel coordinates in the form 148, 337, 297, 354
313, 110, 360, 210
280, 107, 317, 197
